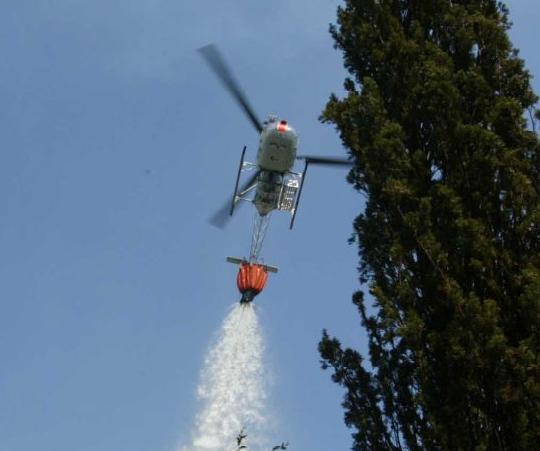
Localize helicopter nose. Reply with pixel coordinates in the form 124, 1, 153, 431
277, 120, 288, 133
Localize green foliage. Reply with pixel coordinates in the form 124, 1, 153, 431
319, 1, 540, 449
236, 429, 248, 450
235, 430, 289, 450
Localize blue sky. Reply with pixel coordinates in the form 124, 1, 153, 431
1, 2, 538, 450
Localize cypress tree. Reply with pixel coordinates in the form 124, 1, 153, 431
318, 1, 540, 449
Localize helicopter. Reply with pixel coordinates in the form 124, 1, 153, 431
198, 45, 350, 302
199, 44, 351, 232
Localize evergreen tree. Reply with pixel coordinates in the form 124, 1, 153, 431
318, 1, 539, 449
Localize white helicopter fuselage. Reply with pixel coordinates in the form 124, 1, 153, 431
253, 118, 299, 216
256, 119, 298, 172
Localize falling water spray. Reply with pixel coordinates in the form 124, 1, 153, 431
181, 303, 267, 451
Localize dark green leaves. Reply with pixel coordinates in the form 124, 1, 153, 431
320, 1, 540, 449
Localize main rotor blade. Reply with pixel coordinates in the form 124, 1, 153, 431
296, 155, 352, 166
198, 44, 263, 134
209, 171, 260, 228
